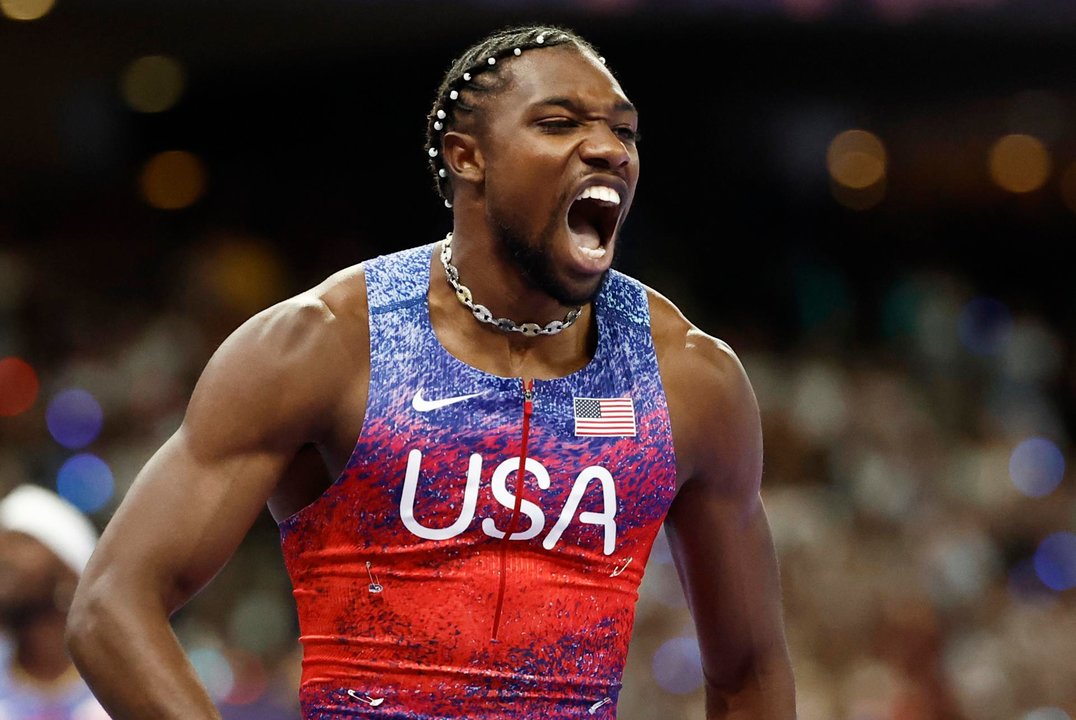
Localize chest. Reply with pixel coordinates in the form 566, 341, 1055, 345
344, 371, 675, 560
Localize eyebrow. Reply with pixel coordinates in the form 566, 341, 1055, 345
533, 96, 638, 116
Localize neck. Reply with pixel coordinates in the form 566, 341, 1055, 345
431, 228, 598, 379
449, 212, 582, 325
9, 606, 75, 683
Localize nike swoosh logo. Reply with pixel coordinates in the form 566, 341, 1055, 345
411, 390, 485, 412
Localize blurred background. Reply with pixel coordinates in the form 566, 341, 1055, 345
2, 0, 1076, 718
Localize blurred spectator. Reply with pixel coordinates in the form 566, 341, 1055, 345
0, 485, 107, 719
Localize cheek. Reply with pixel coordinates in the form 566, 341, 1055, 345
488, 164, 564, 227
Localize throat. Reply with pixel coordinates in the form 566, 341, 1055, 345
568, 213, 602, 250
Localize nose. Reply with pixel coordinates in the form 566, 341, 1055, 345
579, 123, 631, 170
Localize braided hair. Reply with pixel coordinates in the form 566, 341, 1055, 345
425, 25, 605, 207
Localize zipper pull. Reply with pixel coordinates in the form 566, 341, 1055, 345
588, 697, 612, 714
522, 378, 534, 416
346, 689, 384, 707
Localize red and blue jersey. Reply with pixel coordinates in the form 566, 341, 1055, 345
279, 244, 678, 719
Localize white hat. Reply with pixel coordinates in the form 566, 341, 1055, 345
0, 485, 99, 576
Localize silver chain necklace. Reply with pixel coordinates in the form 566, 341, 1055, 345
439, 233, 582, 337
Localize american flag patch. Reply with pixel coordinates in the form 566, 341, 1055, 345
573, 397, 637, 437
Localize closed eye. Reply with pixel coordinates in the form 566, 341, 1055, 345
615, 126, 641, 143
538, 119, 580, 132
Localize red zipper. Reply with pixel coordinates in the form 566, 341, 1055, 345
491, 377, 534, 640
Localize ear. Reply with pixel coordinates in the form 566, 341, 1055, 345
442, 131, 484, 186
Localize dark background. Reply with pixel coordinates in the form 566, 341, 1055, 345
3, 1, 1075, 718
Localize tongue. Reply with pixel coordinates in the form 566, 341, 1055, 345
568, 206, 602, 250
571, 223, 602, 250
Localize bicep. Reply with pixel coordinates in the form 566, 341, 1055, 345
84, 300, 339, 611
664, 487, 787, 690
662, 333, 788, 689
92, 424, 291, 612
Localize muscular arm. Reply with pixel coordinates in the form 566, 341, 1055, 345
653, 295, 796, 719
66, 270, 367, 719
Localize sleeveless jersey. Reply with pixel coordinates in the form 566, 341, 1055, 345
279, 244, 678, 719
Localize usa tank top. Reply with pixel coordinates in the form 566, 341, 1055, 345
279, 243, 678, 719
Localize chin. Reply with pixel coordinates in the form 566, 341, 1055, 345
495, 214, 619, 307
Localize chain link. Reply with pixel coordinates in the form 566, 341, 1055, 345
439, 233, 582, 337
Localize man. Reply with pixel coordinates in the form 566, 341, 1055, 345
0, 484, 107, 720
67, 25, 796, 719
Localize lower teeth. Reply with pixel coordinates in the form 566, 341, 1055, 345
580, 246, 606, 259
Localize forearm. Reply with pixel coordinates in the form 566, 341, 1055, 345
704, 651, 797, 720
67, 580, 222, 720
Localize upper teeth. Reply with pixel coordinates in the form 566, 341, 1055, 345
577, 186, 621, 206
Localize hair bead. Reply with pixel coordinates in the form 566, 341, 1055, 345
444, 199, 453, 208
426, 27, 605, 212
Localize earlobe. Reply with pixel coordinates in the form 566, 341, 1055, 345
442, 131, 484, 186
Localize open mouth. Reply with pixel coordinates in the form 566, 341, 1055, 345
566, 185, 622, 261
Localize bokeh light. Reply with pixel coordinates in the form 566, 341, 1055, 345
957, 297, 1011, 356
222, 650, 268, 706
989, 134, 1051, 193
1033, 532, 1076, 592
1023, 709, 1071, 720
189, 646, 235, 702
56, 453, 114, 513
0, 356, 40, 417
831, 178, 887, 211
189, 237, 287, 316
139, 150, 207, 210
1007, 558, 1055, 604
827, 129, 887, 189
0, 0, 55, 21
228, 591, 294, 654
651, 637, 704, 695
1009, 437, 1065, 498
46, 388, 104, 449
121, 55, 186, 113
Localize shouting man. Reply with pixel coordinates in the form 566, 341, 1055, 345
68, 25, 796, 719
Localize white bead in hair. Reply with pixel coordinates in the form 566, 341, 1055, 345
463, 72, 471, 81
433, 121, 443, 131
437, 109, 446, 120
428, 148, 438, 157
513, 48, 521, 56
439, 168, 447, 178
599, 56, 606, 64
444, 199, 453, 208
536, 34, 545, 44
449, 90, 459, 100
487, 57, 496, 65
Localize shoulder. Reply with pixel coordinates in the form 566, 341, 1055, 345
215, 263, 367, 372
644, 286, 762, 497
183, 264, 369, 449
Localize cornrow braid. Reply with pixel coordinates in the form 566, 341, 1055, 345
425, 25, 605, 208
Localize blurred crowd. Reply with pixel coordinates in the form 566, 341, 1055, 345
1, 220, 1074, 719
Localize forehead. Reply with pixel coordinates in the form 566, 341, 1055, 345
497, 46, 634, 114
